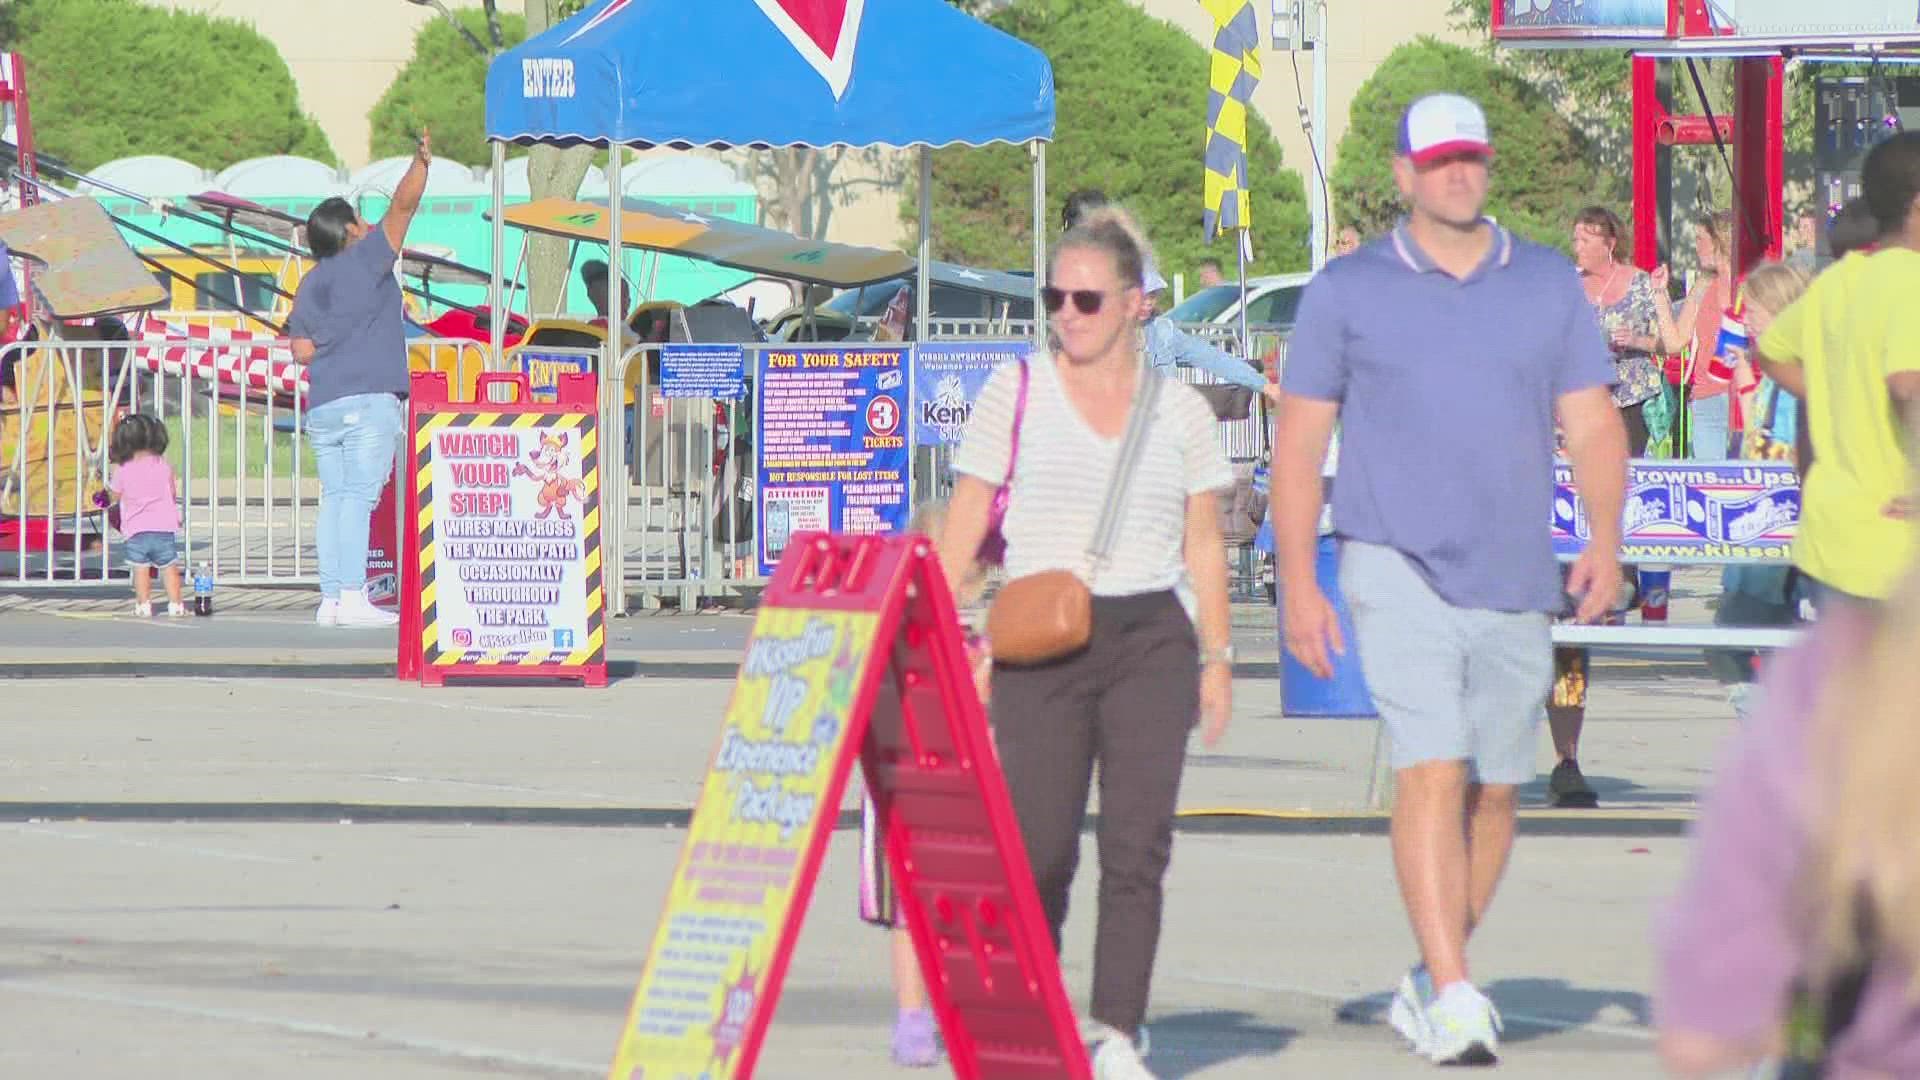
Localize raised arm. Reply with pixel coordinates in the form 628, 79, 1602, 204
1647, 267, 1689, 355
380, 130, 433, 255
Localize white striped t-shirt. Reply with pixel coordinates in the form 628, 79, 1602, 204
953, 355, 1232, 597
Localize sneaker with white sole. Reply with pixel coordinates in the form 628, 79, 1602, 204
132, 601, 152, 618
315, 597, 339, 626
167, 602, 189, 618
1388, 964, 1436, 1055
334, 589, 397, 628
1423, 982, 1501, 1066
1085, 1021, 1156, 1080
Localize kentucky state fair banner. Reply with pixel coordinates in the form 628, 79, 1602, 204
755, 345, 910, 575
1553, 461, 1799, 562
609, 607, 881, 1080
911, 341, 1032, 448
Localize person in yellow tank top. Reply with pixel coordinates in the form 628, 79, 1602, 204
1757, 134, 1920, 606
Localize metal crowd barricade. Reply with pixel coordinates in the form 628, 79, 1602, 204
2, 333, 489, 588
590, 327, 1291, 615
600, 341, 758, 615
926, 318, 1039, 340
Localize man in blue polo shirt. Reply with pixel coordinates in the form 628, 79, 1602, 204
1271, 93, 1628, 1066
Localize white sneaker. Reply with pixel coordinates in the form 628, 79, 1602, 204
315, 597, 339, 626
1423, 982, 1501, 1066
334, 590, 397, 628
132, 601, 152, 618
167, 602, 189, 618
1388, 964, 1435, 1055
1086, 1022, 1156, 1080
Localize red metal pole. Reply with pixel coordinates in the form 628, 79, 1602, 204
0, 52, 37, 323
1732, 56, 1785, 273
1672, 0, 1716, 38
1633, 57, 1662, 272
1655, 116, 1736, 146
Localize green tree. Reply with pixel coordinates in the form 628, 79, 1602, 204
912, 0, 1311, 279
5, 0, 332, 172
367, 0, 592, 313
520, 0, 595, 317
1331, 37, 1605, 250
369, 8, 529, 165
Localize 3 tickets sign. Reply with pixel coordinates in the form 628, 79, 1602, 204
753, 345, 911, 575
398, 370, 607, 687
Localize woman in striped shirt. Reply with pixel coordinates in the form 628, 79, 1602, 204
937, 205, 1236, 1080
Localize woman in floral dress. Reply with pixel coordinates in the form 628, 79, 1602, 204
1546, 207, 1685, 807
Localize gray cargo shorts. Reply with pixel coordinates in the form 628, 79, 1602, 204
1337, 541, 1552, 785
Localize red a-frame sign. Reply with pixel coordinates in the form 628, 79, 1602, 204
608, 532, 1089, 1079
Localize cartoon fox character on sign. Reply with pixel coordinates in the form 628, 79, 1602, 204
514, 432, 588, 518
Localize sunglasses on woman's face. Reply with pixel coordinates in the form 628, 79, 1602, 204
1041, 286, 1107, 315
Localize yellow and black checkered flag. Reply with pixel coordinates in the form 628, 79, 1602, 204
1201, 0, 1261, 249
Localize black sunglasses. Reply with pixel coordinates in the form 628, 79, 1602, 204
1041, 286, 1107, 315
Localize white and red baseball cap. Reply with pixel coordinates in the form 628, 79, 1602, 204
1398, 93, 1494, 166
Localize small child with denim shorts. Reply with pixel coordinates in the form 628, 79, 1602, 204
105, 414, 185, 617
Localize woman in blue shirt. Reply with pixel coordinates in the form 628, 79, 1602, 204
287, 132, 432, 628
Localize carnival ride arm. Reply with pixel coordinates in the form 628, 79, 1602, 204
380, 130, 433, 255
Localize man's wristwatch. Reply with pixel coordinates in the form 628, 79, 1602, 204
1201, 644, 1236, 668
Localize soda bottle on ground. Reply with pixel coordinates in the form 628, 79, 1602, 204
192, 562, 214, 617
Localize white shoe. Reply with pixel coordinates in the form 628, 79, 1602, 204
1388, 964, 1435, 1055
167, 602, 189, 618
132, 601, 152, 618
334, 590, 397, 628
315, 597, 339, 626
1423, 982, 1501, 1066
1086, 1022, 1156, 1079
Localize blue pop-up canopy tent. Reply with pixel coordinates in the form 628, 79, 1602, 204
481, 0, 1056, 361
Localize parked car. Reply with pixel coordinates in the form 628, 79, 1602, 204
1166, 272, 1313, 332
763, 262, 1036, 342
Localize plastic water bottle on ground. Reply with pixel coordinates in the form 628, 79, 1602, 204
192, 562, 214, 617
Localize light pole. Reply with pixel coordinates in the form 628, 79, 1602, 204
1273, 0, 1330, 270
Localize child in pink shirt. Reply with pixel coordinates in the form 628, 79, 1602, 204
105, 414, 185, 617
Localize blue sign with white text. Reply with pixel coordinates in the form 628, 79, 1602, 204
661, 343, 747, 400
754, 345, 911, 574
911, 341, 1031, 448
1552, 462, 1799, 563
516, 350, 593, 402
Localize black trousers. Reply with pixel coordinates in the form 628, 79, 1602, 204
990, 590, 1198, 1035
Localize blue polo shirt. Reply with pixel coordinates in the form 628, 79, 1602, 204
1281, 221, 1615, 613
